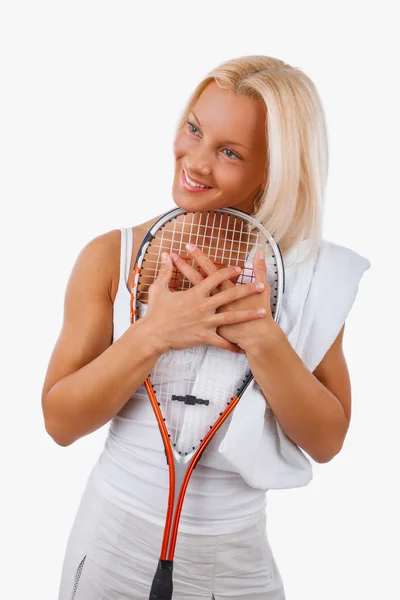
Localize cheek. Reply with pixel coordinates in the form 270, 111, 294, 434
173, 131, 192, 157
218, 169, 249, 193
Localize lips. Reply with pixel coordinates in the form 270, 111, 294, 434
181, 169, 213, 193
182, 169, 212, 188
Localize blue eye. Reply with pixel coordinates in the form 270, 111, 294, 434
186, 121, 240, 160
223, 148, 239, 160
187, 121, 199, 135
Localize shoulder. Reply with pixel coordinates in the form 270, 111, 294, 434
287, 238, 371, 272
89, 213, 167, 301
297, 238, 371, 373
318, 239, 371, 268
307, 238, 371, 311
80, 228, 121, 259
313, 239, 371, 292
70, 229, 122, 304
80, 211, 176, 301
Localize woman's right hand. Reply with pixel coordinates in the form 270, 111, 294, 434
140, 252, 266, 355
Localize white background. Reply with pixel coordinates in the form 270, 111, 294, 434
1, 1, 398, 599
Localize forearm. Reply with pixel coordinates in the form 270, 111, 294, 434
43, 318, 162, 446
245, 323, 348, 463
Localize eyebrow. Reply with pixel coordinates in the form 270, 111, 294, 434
190, 111, 250, 150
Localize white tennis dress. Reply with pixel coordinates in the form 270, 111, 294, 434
57, 227, 286, 600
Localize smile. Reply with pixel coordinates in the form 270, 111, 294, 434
181, 169, 213, 193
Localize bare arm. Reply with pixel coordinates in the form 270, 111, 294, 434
245, 322, 351, 463
41, 230, 162, 447
42, 233, 267, 447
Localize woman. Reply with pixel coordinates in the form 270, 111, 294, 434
42, 55, 370, 599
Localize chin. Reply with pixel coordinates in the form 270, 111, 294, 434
172, 190, 207, 213
171, 194, 195, 212
172, 197, 223, 215
172, 190, 231, 216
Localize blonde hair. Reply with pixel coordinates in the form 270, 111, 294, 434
175, 55, 329, 263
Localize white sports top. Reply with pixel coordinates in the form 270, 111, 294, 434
90, 227, 267, 535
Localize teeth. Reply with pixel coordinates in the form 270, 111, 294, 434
185, 171, 208, 188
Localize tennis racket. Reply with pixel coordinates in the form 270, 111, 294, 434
130, 207, 285, 600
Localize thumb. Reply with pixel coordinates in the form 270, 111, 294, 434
155, 252, 173, 289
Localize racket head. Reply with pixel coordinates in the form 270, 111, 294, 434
132, 207, 284, 320
130, 208, 284, 459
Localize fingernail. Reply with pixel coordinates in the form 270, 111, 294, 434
186, 243, 196, 252
257, 249, 265, 261
161, 252, 168, 263
256, 282, 264, 290
170, 252, 178, 262
257, 308, 267, 315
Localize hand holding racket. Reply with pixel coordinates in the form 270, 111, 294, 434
169, 244, 276, 353
130, 207, 284, 600
142, 252, 266, 355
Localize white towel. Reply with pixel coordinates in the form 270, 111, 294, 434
196, 239, 371, 490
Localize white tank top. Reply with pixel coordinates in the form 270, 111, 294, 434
91, 227, 266, 535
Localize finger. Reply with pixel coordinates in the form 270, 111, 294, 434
253, 248, 268, 283
185, 244, 219, 276
199, 265, 242, 297
205, 332, 247, 354
153, 252, 173, 289
186, 243, 234, 292
207, 280, 265, 311
209, 306, 267, 328
170, 252, 204, 286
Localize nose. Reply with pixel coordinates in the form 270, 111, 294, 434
184, 146, 212, 177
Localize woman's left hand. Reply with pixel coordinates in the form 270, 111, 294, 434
169, 244, 278, 353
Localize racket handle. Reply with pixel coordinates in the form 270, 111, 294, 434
148, 559, 173, 600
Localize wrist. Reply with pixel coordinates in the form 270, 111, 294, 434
244, 320, 286, 358
131, 316, 168, 358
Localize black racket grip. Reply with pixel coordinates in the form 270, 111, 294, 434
148, 559, 173, 600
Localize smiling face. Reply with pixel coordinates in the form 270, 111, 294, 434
172, 80, 268, 214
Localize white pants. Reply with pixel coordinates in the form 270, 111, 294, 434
58, 475, 286, 600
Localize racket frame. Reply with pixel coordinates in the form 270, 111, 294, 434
130, 206, 285, 561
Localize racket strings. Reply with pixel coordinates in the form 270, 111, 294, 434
152, 345, 250, 455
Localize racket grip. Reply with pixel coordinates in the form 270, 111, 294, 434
148, 559, 173, 600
